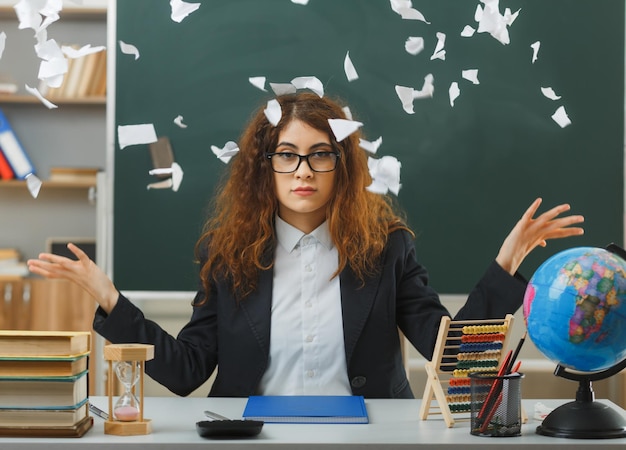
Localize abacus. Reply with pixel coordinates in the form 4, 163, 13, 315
419, 314, 515, 427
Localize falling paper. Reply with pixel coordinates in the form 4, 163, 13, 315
170, 0, 201, 23
25, 173, 42, 199
249, 76, 267, 91
430, 32, 446, 61
461, 69, 479, 85
389, 0, 430, 23
395, 74, 434, 114
475, 0, 521, 45
62, 44, 105, 59
344, 51, 359, 82
342, 106, 353, 120
264, 99, 282, 126
173, 115, 188, 128
117, 124, 158, 149
291, 0, 309, 4
270, 82, 297, 96
367, 155, 401, 195
551, 106, 571, 128
211, 141, 240, 164
531, 41, 541, 63
359, 136, 383, 154
291, 76, 324, 97
0, 32, 6, 60
25, 84, 57, 109
328, 118, 363, 142
461, 25, 475, 37
449, 82, 460, 107
148, 162, 184, 191
541, 87, 561, 101
405, 37, 424, 55
119, 40, 140, 60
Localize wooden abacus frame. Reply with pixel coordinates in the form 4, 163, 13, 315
419, 314, 515, 428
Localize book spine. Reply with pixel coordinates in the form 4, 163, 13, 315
0, 146, 15, 180
0, 109, 34, 179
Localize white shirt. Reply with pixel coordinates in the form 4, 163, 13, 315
257, 217, 351, 395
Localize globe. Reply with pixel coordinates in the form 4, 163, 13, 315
523, 246, 626, 373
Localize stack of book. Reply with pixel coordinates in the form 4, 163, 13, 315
49, 166, 99, 186
41, 48, 107, 100
0, 108, 35, 181
0, 330, 93, 437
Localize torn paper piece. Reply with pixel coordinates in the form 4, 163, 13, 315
291, 76, 324, 97
119, 40, 140, 60
117, 124, 158, 149
211, 141, 240, 164
534, 402, 553, 421
541, 87, 561, 101
430, 32, 446, 61
328, 119, 363, 142
344, 51, 359, 82
173, 115, 188, 128
449, 82, 460, 107
270, 82, 297, 96
367, 155, 401, 195
0, 32, 5, 60
476, 1, 521, 45
531, 41, 540, 63
14, 0, 43, 31
291, 0, 309, 4
414, 73, 435, 99
389, 0, 430, 23
170, 0, 201, 23
25, 84, 57, 109
462, 69, 479, 85
264, 99, 282, 126
249, 76, 267, 91
395, 74, 435, 114
37, 57, 67, 89
359, 136, 383, 154
461, 25, 475, 37
551, 106, 571, 128
405, 37, 424, 55
25, 173, 42, 199
342, 106, 353, 120
148, 162, 184, 192
62, 44, 106, 59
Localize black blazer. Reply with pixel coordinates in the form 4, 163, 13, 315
94, 230, 526, 398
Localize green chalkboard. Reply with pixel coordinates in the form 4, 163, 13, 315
114, 0, 624, 293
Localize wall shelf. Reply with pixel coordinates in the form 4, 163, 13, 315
0, 179, 97, 189
0, 94, 106, 105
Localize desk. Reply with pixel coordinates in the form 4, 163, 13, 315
1, 397, 625, 449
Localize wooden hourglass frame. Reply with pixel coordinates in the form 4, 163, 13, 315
103, 343, 154, 436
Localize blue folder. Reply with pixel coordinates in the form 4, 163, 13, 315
242, 395, 368, 424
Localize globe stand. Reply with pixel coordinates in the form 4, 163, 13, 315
537, 360, 626, 439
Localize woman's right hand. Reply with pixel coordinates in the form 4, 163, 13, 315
27, 242, 119, 314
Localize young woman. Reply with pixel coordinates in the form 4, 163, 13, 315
28, 92, 584, 398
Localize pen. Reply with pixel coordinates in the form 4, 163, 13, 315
89, 402, 109, 420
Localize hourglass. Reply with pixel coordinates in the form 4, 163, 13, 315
103, 343, 154, 436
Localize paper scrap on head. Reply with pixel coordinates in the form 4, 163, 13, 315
389, 0, 430, 23
270, 82, 297, 96
344, 51, 359, 82
328, 118, 363, 142
211, 141, 240, 164
170, 0, 201, 23
148, 162, 184, 192
25, 84, 57, 109
462, 69, 479, 85
249, 76, 267, 91
25, 173, 42, 199
119, 40, 140, 60
395, 73, 434, 114
264, 99, 282, 126
541, 87, 561, 100
117, 124, 158, 149
291, 76, 324, 97
430, 32, 446, 60
551, 106, 571, 128
449, 82, 460, 107
531, 41, 541, 63
367, 155, 401, 196
359, 136, 383, 154
405, 37, 424, 55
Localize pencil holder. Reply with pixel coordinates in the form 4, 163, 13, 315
469, 371, 524, 437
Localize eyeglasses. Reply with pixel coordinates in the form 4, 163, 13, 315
265, 151, 341, 173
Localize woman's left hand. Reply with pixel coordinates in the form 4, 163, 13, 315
496, 197, 585, 275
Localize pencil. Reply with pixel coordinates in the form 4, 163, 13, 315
506, 331, 526, 374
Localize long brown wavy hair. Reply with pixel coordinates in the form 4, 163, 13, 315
195, 92, 411, 304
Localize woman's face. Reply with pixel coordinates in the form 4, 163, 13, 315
271, 119, 337, 233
